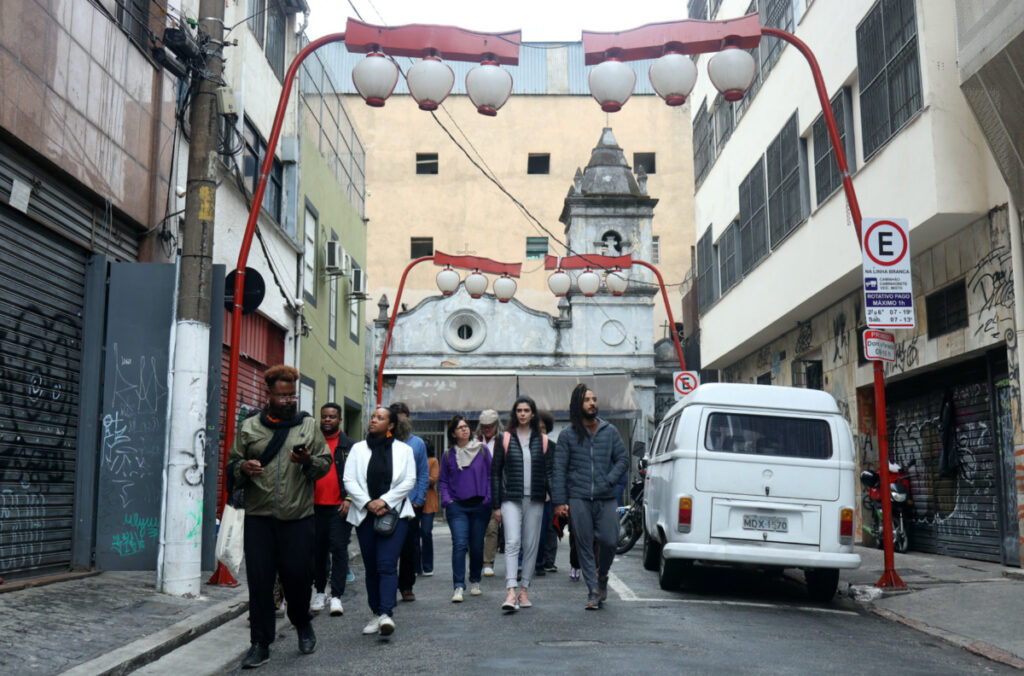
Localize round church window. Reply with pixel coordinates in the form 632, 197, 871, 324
444, 310, 486, 352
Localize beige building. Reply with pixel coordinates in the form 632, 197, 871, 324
320, 42, 695, 343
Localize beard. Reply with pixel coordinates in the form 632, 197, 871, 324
271, 402, 297, 419
583, 407, 598, 420
321, 423, 338, 436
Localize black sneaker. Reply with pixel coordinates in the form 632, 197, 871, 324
241, 643, 270, 669
544, 564, 558, 573
597, 575, 608, 602
297, 623, 316, 654
534, 568, 546, 577
585, 592, 601, 610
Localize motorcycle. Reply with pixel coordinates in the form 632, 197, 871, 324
860, 458, 915, 553
616, 461, 646, 554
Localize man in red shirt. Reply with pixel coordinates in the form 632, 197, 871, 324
311, 403, 355, 616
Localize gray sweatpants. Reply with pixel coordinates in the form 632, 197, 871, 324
568, 497, 618, 594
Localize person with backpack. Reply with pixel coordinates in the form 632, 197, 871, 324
490, 396, 552, 611
439, 414, 492, 602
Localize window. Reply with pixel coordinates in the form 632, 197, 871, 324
243, 117, 283, 222
687, 0, 708, 19
926, 280, 968, 339
813, 88, 856, 205
349, 261, 361, 342
633, 152, 656, 175
327, 378, 336, 406
248, 0, 266, 47
117, 0, 150, 46
527, 154, 550, 174
759, 0, 795, 76
302, 207, 316, 303
328, 236, 338, 346
300, 379, 315, 417
792, 360, 824, 390
410, 237, 433, 258
712, 95, 733, 156
265, 1, 286, 80
705, 412, 833, 459
651, 235, 661, 264
718, 220, 740, 294
697, 228, 718, 313
738, 159, 768, 274
692, 100, 714, 187
709, 0, 724, 19
857, 326, 870, 365
757, 372, 772, 385
766, 113, 808, 247
857, 0, 922, 159
416, 153, 438, 174
526, 237, 548, 259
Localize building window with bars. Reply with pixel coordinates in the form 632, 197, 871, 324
856, 0, 922, 159
697, 228, 719, 313
243, 117, 284, 222
651, 235, 661, 264
526, 237, 548, 259
766, 113, 808, 247
329, 236, 338, 347
248, 0, 266, 47
738, 159, 768, 274
712, 94, 733, 157
718, 221, 740, 294
692, 99, 715, 187
265, 1, 286, 81
117, 0, 150, 46
527, 154, 550, 174
688, 0, 708, 19
759, 0, 795, 76
633, 152, 656, 175
812, 88, 856, 206
926, 280, 968, 339
410, 237, 434, 258
416, 153, 439, 175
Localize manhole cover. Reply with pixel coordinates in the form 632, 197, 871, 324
537, 640, 604, 648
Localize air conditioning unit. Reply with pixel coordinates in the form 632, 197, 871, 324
324, 241, 346, 273
350, 267, 368, 298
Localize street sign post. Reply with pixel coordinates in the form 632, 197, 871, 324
862, 218, 914, 329
673, 371, 699, 400
863, 329, 896, 362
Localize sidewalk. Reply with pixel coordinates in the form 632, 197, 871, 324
0, 543, 1021, 674
840, 545, 1024, 669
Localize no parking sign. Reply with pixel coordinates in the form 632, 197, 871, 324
673, 371, 699, 400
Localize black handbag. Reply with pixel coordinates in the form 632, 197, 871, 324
373, 504, 401, 536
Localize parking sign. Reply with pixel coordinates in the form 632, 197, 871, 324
862, 218, 914, 328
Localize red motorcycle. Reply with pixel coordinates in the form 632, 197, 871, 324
860, 459, 915, 553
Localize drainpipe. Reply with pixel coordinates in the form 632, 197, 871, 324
1007, 193, 1024, 437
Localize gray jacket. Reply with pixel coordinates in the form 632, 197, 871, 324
552, 418, 628, 505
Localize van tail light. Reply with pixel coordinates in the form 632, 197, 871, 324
839, 507, 854, 544
677, 496, 692, 533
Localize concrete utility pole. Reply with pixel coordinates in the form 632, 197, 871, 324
161, 0, 224, 597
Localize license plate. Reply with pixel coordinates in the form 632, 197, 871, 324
743, 514, 788, 532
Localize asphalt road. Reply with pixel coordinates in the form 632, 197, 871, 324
215, 529, 1013, 675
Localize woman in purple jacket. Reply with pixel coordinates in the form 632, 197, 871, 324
439, 414, 492, 602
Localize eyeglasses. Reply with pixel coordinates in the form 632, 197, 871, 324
273, 395, 299, 402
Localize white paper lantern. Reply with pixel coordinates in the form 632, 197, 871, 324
588, 58, 636, 113
436, 267, 460, 295
548, 269, 571, 297
351, 52, 399, 107
606, 268, 629, 296
466, 61, 513, 116
649, 52, 697, 106
407, 55, 455, 111
493, 274, 517, 302
577, 268, 601, 296
708, 47, 757, 102
464, 270, 488, 298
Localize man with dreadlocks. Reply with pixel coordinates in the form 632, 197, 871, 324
552, 383, 628, 610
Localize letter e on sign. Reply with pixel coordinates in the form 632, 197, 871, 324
673, 371, 699, 400
861, 218, 914, 329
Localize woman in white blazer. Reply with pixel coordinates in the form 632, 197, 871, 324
343, 405, 416, 637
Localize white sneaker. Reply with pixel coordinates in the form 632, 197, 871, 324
310, 592, 326, 612
378, 614, 395, 636
422, 570, 434, 577
470, 582, 482, 596
451, 587, 464, 602
329, 596, 343, 616
362, 616, 382, 634
482, 567, 495, 577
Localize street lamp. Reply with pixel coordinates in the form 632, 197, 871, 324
467, 57, 514, 116
493, 274, 517, 302
351, 50, 399, 107
547, 268, 572, 297
606, 267, 629, 295
576, 268, 602, 296
649, 51, 697, 106
589, 53, 636, 112
707, 47, 757, 102
464, 269, 488, 298
406, 52, 455, 111
436, 266, 460, 295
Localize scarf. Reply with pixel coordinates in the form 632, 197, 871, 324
454, 438, 484, 469
365, 433, 395, 500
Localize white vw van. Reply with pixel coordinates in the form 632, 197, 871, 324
642, 383, 861, 601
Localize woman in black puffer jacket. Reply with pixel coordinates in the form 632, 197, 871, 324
489, 395, 551, 611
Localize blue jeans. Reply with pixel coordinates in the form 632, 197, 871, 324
418, 512, 435, 574
446, 501, 490, 588
356, 517, 409, 617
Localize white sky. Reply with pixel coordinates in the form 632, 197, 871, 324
304, 0, 692, 42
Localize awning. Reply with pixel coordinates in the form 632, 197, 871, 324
391, 375, 517, 416
518, 374, 639, 416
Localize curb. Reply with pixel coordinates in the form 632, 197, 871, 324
61, 590, 249, 676
871, 607, 1024, 670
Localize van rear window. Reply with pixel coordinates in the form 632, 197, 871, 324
705, 412, 832, 459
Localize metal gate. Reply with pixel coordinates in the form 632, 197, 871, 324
0, 206, 88, 577
885, 354, 1007, 562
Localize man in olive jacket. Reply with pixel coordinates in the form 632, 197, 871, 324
227, 365, 331, 669
553, 383, 628, 610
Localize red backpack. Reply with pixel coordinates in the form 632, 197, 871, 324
503, 430, 548, 456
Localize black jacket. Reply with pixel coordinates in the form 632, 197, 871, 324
490, 429, 551, 504
552, 419, 628, 505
